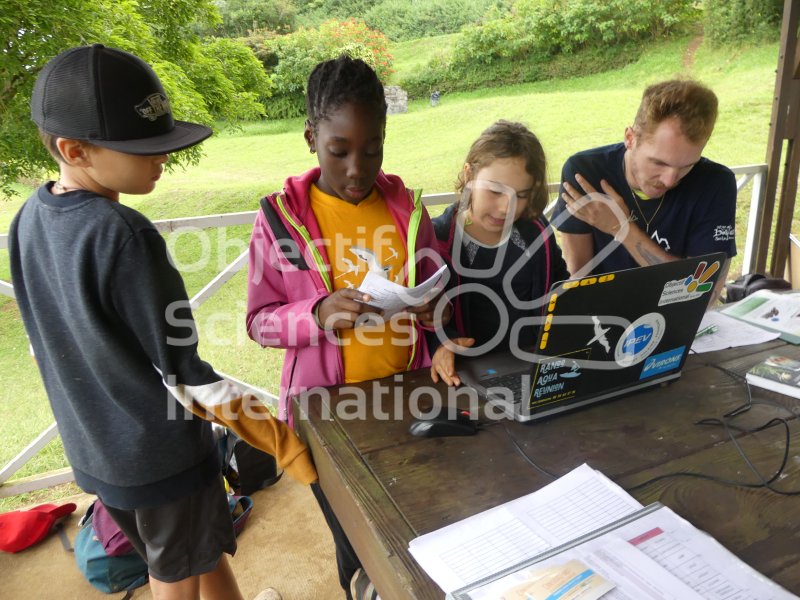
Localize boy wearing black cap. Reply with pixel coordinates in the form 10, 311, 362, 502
8, 44, 314, 600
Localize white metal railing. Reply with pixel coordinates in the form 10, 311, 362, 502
0, 164, 769, 495
732, 164, 769, 275
147, 165, 767, 308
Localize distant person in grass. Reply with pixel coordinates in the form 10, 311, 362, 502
552, 79, 737, 304
8, 44, 315, 600
245, 55, 447, 600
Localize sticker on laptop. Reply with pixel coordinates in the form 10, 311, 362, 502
587, 315, 612, 354
529, 349, 591, 409
658, 260, 720, 306
640, 346, 685, 379
615, 313, 665, 367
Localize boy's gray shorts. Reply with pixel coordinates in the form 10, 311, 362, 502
103, 474, 237, 583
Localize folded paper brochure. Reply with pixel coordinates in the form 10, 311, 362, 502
358, 264, 447, 318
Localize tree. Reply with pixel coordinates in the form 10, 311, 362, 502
2, 1, 132, 195
188, 38, 274, 121
0, 0, 269, 197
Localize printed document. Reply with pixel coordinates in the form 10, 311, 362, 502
690, 310, 780, 354
358, 264, 447, 317
721, 289, 800, 344
408, 464, 642, 593
457, 505, 796, 600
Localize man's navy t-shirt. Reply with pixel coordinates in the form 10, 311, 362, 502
551, 143, 737, 275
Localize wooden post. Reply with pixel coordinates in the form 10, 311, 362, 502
757, 0, 800, 275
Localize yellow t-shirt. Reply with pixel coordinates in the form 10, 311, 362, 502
310, 185, 413, 383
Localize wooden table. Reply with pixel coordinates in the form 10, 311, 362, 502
293, 341, 800, 599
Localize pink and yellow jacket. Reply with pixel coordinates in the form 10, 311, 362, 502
246, 168, 441, 426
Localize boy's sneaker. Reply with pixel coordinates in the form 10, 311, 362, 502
253, 589, 282, 600
350, 568, 380, 600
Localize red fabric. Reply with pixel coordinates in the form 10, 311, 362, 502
0, 502, 77, 553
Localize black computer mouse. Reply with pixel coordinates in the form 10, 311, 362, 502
408, 410, 478, 438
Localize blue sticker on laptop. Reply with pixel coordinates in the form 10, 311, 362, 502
640, 346, 685, 379
615, 313, 666, 367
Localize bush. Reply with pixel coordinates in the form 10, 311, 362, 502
214, 0, 296, 37
704, 0, 782, 45
401, 0, 696, 98
247, 19, 393, 119
295, 0, 375, 28
556, 0, 697, 50
451, 5, 534, 66
401, 42, 641, 98
456, 0, 697, 60
364, 0, 505, 42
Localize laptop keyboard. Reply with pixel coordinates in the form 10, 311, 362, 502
481, 373, 525, 404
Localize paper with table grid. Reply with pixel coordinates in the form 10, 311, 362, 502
408, 463, 643, 593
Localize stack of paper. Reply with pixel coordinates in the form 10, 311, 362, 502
407, 464, 796, 599
409, 464, 641, 593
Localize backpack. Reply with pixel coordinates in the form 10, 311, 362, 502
73, 494, 253, 597
74, 503, 148, 597
724, 273, 791, 303
219, 429, 282, 495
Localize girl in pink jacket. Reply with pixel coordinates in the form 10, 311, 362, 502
246, 58, 443, 426
246, 55, 444, 599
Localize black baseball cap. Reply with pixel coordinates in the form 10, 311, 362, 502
30, 44, 212, 155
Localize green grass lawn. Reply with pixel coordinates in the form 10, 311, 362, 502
0, 35, 783, 508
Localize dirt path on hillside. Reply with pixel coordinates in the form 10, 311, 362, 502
683, 34, 704, 69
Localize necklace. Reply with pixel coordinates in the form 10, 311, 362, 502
52, 180, 82, 194
629, 188, 666, 234
622, 159, 665, 234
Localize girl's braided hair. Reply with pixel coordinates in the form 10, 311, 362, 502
305, 55, 387, 130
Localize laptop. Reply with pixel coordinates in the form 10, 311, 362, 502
456, 253, 726, 422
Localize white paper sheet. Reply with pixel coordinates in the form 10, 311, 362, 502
690, 310, 780, 354
358, 264, 447, 317
408, 464, 643, 593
